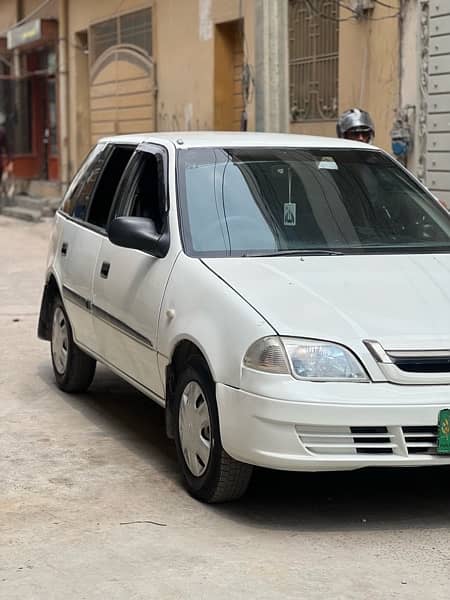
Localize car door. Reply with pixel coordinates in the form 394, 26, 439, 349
58, 142, 136, 353
58, 143, 109, 351
92, 144, 176, 401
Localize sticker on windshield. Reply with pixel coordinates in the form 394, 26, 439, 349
317, 157, 338, 170
284, 202, 296, 226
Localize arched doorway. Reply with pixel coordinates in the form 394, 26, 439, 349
90, 45, 155, 146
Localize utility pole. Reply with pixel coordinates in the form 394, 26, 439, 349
254, 0, 289, 132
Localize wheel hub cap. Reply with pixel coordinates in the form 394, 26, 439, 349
178, 381, 211, 477
52, 307, 69, 375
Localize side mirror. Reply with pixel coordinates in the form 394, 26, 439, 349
108, 217, 169, 258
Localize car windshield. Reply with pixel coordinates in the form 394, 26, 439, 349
177, 147, 450, 257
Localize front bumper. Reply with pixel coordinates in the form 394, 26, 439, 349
216, 380, 450, 471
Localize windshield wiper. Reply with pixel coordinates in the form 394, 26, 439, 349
241, 249, 345, 257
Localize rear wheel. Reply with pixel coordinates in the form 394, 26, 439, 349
174, 358, 253, 503
51, 297, 96, 393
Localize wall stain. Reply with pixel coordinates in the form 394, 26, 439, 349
158, 102, 210, 131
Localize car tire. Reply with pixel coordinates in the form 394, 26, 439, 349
174, 357, 253, 503
50, 296, 96, 393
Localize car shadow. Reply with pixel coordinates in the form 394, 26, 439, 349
216, 465, 450, 532
37, 361, 178, 478
38, 360, 450, 532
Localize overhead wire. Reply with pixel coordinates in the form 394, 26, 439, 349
373, 0, 399, 9
369, 11, 401, 20
304, 0, 356, 22
337, 1, 360, 17
305, 0, 401, 23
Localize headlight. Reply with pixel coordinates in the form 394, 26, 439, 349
243, 336, 369, 381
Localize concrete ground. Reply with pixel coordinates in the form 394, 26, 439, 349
1, 215, 450, 600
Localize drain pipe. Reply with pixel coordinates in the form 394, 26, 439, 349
58, 0, 69, 190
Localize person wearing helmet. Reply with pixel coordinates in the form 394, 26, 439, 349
336, 108, 375, 144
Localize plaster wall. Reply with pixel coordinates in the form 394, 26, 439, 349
338, 2, 400, 153
0, 0, 19, 31
22, 0, 58, 20
66, 0, 256, 173
0, 0, 58, 28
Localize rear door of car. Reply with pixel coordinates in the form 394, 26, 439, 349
58, 142, 136, 353
92, 143, 176, 401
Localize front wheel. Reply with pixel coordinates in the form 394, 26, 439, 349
174, 359, 253, 503
51, 297, 96, 393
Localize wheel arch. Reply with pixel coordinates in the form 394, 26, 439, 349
165, 339, 213, 439
37, 272, 63, 340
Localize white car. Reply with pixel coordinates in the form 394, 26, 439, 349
38, 132, 450, 503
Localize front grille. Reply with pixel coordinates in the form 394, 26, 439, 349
402, 426, 438, 454
364, 340, 450, 384
296, 424, 438, 456
392, 357, 450, 374
351, 426, 393, 454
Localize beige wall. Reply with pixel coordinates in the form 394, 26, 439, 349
339, 2, 400, 153
67, 0, 152, 171
156, 0, 254, 132
0, 0, 402, 177
66, 0, 256, 174
21, 0, 58, 19
156, 0, 214, 131
0, 0, 18, 30
290, 120, 336, 138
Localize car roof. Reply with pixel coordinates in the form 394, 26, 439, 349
97, 131, 378, 150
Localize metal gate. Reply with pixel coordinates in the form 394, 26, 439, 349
89, 46, 155, 146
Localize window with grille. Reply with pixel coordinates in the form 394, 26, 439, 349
90, 8, 152, 64
289, 0, 339, 121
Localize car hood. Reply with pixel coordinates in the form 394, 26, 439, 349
202, 254, 450, 350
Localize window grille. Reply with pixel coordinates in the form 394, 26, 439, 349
289, 0, 339, 121
90, 8, 152, 64
120, 9, 152, 56
91, 18, 117, 64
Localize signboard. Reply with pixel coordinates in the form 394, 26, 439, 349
7, 19, 42, 50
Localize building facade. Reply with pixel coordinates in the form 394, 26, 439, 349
0, 0, 445, 194
0, 1, 60, 181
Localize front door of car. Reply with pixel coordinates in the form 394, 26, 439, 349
92, 146, 175, 400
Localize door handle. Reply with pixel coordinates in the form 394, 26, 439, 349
100, 261, 110, 279
61, 242, 68, 256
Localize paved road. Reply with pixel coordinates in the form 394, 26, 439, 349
1, 215, 449, 600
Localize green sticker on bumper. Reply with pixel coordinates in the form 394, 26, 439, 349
437, 409, 450, 454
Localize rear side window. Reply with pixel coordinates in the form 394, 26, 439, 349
61, 144, 107, 218
61, 143, 135, 228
